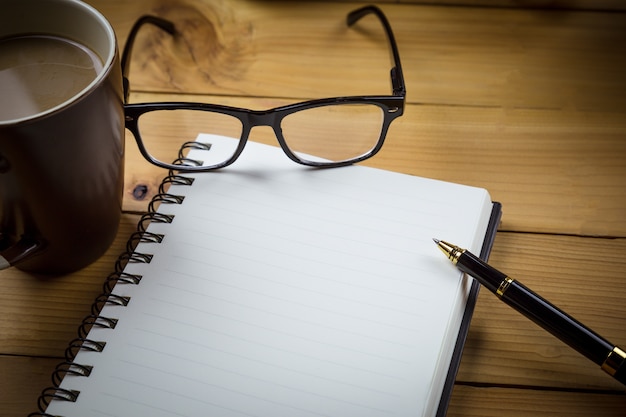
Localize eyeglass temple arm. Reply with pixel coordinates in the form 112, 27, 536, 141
121, 10, 402, 101
347, 6, 406, 97
121, 15, 176, 104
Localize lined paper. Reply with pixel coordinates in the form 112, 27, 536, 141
47, 135, 492, 417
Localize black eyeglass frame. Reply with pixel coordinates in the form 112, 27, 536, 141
122, 6, 406, 171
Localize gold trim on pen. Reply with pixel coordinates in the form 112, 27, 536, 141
496, 277, 514, 298
433, 239, 464, 265
601, 346, 626, 376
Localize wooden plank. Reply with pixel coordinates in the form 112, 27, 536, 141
0, 355, 59, 417
86, 0, 626, 110
458, 232, 626, 391
0, 214, 140, 358
331, 0, 626, 12
4, 3, 625, 417
122, 93, 626, 236
447, 384, 626, 417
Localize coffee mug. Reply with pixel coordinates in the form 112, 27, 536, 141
0, 0, 124, 274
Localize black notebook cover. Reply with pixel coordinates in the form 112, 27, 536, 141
436, 202, 502, 417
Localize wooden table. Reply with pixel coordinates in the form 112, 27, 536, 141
2, 1, 625, 415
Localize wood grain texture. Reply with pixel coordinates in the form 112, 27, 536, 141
3, 1, 626, 416
324, 0, 626, 11
87, 0, 626, 110
122, 92, 626, 236
0, 356, 58, 417
0, 214, 140, 358
459, 232, 626, 391
447, 385, 626, 417
98, 0, 626, 236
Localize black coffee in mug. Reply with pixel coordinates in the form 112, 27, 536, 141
0, 0, 124, 274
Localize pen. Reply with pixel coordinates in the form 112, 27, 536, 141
433, 238, 626, 386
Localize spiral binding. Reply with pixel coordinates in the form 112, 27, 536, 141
30, 144, 206, 416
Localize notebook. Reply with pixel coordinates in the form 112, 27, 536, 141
33, 135, 501, 417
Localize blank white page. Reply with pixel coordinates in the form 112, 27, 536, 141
47, 135, 493, 417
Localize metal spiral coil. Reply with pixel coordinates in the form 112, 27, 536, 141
30, 157, 195, 415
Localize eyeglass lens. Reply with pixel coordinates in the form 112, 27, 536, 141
280, 104, 384, 164
136, 103, 386, 167
136, 109, 243, 167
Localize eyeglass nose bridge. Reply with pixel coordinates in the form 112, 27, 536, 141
245, 110, 282, 130
239, 109, 301, 160
239, 109, 288, 146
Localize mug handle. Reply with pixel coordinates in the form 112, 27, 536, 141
0, 236, 43, 269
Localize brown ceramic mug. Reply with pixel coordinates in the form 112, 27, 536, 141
0, 0, 124, 274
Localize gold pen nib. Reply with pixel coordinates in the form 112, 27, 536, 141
433, 238, 464, 264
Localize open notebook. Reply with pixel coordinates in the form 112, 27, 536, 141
36, 135, 500, 417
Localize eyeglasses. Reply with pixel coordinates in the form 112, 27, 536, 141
122, 6, 406, 171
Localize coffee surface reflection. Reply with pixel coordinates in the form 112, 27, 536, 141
0, 35, 103, 121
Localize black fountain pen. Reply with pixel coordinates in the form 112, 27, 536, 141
433, 239, 626, 386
